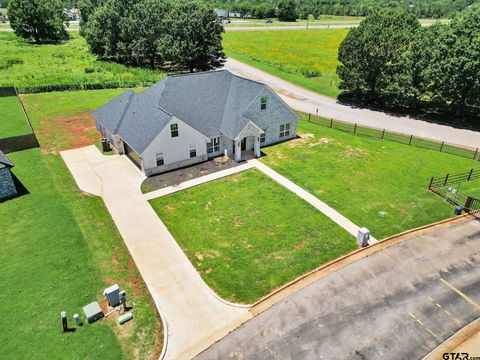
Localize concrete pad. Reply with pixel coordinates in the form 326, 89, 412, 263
61, 146, 252, 360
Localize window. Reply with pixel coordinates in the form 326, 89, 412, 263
189, 145, 196, 158
279, 123, 290, 138
170, 123, 178, 138
260, 131, 266, 144
207, 137, 220, 154
156, 153, 164, 166
260, 96, 267, 110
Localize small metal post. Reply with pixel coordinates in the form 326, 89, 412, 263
468, 168, 474, 181
444, 173, 449, 186
61, 311, 68, 333
330, 118, 333, 128
308, 113, 311, 122
354, 123, 357, 134
381, 129, 385, 139
409, 135, 413, 145
439, 141, 444, 152
474, 148, 478, 160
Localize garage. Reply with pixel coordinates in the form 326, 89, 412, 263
123, 141, 142, 169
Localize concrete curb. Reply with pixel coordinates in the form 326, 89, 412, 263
250, 214, 472, 315
422, 318, 480, 360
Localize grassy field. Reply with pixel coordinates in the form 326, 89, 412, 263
0, 95, 31, 138
259, 114, 478, 239
226, 15, 364, 27
149, 169, 355, 304
0, 88, 163, 359
0, 32, 164, 87
21, 88, 132, 152
223, 29, 347, 97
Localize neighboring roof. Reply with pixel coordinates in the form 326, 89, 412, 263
94, 70, 273, 154
0, 150, 14, 169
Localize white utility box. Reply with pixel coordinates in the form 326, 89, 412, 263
357, 227, 370, 247
103, 284, 120, 307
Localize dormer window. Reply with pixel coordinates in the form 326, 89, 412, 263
260, 96, 267, 110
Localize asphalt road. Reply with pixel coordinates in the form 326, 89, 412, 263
223, 58, 480, 149
195, 219, 480, 360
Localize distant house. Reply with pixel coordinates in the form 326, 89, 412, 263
93, 70, 298, 176
214, 8, 229, 19
229, 12, 242, 18
0, 151, 17, 200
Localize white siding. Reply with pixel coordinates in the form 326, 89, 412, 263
142, 117, 209, 175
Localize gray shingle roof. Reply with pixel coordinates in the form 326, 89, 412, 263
93, 70, 268, 154
0, 150, 14, 169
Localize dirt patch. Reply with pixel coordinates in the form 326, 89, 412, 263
309, 137, 333, 147
195, 252, 204, 261
38, 112, 98, 153
343, 145, 366, 158
293, 241, 307, 250
299, 133, 315, 139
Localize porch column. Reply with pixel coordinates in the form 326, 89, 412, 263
254, 135, 261, 158
235, 140, 242, 162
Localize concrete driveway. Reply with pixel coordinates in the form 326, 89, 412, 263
61, 146, 251, 360
195, 219, 480, 360
223, 58, 480, 149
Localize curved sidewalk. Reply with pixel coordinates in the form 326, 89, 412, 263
61, 146, 252, 360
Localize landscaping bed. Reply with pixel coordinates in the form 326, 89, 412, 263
149, 168, 355, 304
260, 114, 478, 239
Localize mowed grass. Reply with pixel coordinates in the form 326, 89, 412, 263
149, 169, 356, 304
226, 15, 365, 27
0, 95, 31, 138
21, 88, 143, 152
261, 114, 478, 239
0, 32, 164, 87
223, 29, 348, 97
0, 149, 162, 359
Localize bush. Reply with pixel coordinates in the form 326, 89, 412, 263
299, 68, 322, 78
0, 58, 24, 70
84, 67, 95, 73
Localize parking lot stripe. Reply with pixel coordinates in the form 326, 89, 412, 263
440, 278, 480, 311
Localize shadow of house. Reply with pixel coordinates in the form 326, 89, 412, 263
0, 151, 18, 201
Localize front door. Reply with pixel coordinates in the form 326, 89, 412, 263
241, 138, 246, 151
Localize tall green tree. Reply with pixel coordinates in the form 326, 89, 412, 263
8, 0, 68, 43
78, 0, 106, 36
337, 10, 420, 100
277, 0, 298, 21
160, 1, 225, 72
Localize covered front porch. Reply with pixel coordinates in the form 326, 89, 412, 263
228, 120, 264, 162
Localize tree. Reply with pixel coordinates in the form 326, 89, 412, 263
277, 0, 298, 22
78, 0, 106, 36
160, 1, 225, 72
8, 0, 68, 43
337, 10, 420, 100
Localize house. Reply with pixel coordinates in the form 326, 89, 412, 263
93, 70, 298, 176
229, 12, 242, 18
214, 8, 229, 20
0, 151, 17, 200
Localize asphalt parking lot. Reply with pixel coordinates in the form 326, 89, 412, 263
196, 219, 480, 360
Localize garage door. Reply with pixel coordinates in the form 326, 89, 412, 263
124, 142, 142, 169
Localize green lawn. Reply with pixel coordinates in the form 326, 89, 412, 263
0, 95, 32, 138
223, 29, 348, 97
0, 88, 162, 358
149, 169, 355, 304
260, 114, 478, 239
0, 149, 162, 359
21, 88, 141, 152
226, 15, 365, 27
0, 32, 165, 88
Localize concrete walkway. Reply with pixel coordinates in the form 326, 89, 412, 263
248, 159, 376, 242
224, 58, 480, 149
61, 146, 252, 360
144, 162, 255, 200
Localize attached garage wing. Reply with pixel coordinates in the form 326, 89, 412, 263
124, 142, 142, 169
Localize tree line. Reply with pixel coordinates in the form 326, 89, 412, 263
337, 7, 480, 118
7, 0, 225, 72
204, 0, 479, 19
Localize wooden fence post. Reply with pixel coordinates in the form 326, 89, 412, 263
468, 168, 474, 181
381, 129, 385, 139
474, 148, 478, 160
354, 123, 357, 134
444, 173, 449, 186
308, 113, 311, 122
409, 135, 413, 145
330, 119, 333, 128
439, 141, 444, 152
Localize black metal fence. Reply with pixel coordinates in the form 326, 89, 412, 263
306, 114, 480, 161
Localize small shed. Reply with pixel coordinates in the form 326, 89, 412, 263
0, 151, 17, 200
